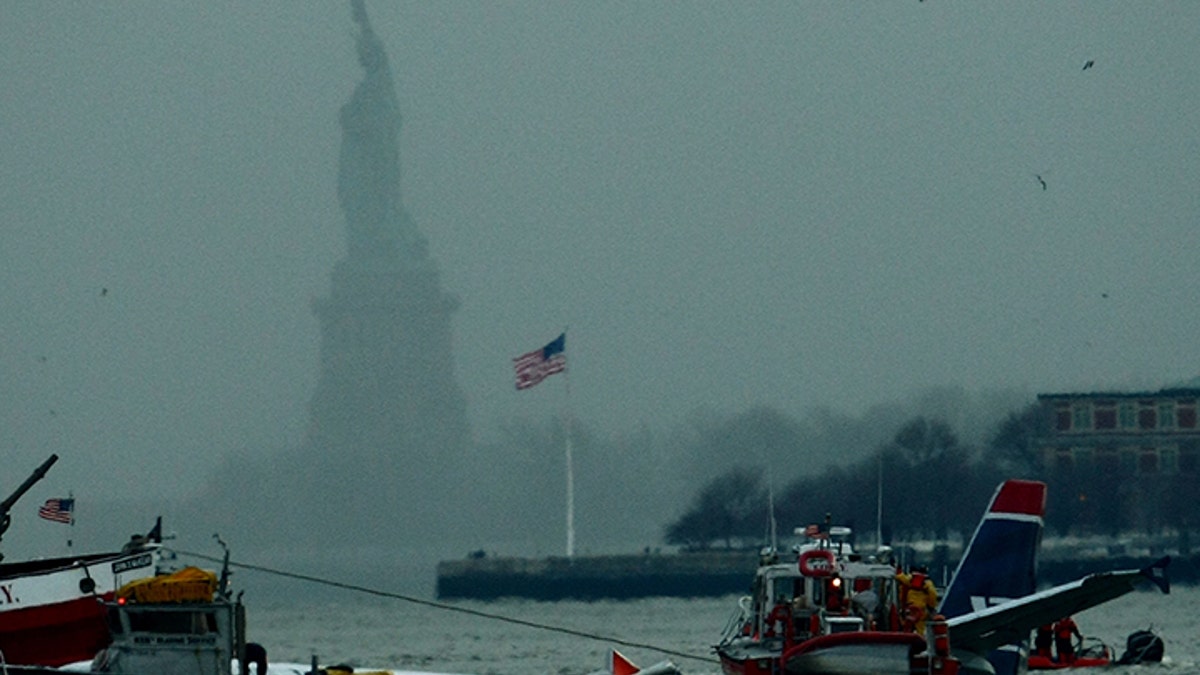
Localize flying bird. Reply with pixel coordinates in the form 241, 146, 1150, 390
1082, 60, 1095, 70
100, 287, 108, 296
1036, 174, 1047, 190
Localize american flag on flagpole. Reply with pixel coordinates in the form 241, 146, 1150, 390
38, 497, 74, 525
513, 333, 567, 390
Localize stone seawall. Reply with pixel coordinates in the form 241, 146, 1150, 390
435, 551, 1196, 601
436, 551, 760, 600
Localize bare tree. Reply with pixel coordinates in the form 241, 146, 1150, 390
664, 467, 769, 550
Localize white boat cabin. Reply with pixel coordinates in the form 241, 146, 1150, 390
730, 526, 905, 646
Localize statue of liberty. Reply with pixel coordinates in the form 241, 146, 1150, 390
338, 0, 429, 266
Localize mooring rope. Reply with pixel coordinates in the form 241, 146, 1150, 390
171, 549, 718, 666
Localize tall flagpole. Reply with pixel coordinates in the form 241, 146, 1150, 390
513, 331, 572, 557
563, 366, 575, 559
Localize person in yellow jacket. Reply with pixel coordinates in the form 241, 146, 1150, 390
896, 566, 938, 635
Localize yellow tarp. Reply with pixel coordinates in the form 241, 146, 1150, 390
117, 566, 218, 603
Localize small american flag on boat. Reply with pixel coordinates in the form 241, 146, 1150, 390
38, 497, 74, 524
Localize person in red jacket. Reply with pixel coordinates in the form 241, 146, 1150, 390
1054, 616, 1083, 663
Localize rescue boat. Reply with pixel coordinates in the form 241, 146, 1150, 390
715, 525, 960, 675
0, 540, 161, 667
0, 455, 162, 667
8, 541, 471, 675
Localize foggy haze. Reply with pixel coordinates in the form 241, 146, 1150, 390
2, 3, 1198, 568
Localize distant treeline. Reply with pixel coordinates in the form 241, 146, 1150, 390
664, 404, 1200, 550
197, 388, 1194, 558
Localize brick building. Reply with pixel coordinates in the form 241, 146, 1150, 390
1037, 385, 1200, 475
1034, 380, 1200, 532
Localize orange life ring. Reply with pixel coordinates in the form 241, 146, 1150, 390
798, 549, 836, 577
765, 604, 791, 637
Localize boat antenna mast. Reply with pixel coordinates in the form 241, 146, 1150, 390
0, 454, 59, 561
767, 472, 778, 553
876, 449, 883, 551
213, 533, 232, 599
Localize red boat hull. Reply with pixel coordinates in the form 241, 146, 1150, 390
719, 654, 773, 675
0, 548, 157, 667
1028, 654, 1111, 670
0, 594, 116, 666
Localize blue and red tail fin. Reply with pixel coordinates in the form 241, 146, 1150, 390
939, 479, 1046, 619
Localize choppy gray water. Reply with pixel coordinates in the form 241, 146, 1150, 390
240, 578, 1199, 675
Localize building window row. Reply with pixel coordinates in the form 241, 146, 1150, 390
1049, 444, 1195, 475
1055, 399, 1198, 432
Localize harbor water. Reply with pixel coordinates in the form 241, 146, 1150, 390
242, 579, 1199, 675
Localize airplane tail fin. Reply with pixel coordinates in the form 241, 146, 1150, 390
939, 479, 1046, 619
602, 649, 682, 675
1140, 555, 1171, 594
610, 649, 640, 675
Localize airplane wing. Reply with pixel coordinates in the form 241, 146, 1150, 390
946, 556, 1169, 656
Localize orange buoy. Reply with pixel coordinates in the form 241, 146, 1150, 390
931, 614, 950, 656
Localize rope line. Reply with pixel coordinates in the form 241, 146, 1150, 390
171, 549, 718, 666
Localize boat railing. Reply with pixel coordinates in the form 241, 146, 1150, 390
716, 596, 755, 644
1078, 636, 1112, 660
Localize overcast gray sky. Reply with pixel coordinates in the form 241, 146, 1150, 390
2, 3, 1198, 503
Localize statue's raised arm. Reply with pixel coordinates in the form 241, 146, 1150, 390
338, 0, 430, 264
350, 0, 387, 75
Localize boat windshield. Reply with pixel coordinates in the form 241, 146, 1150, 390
107, 604, 222, 636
